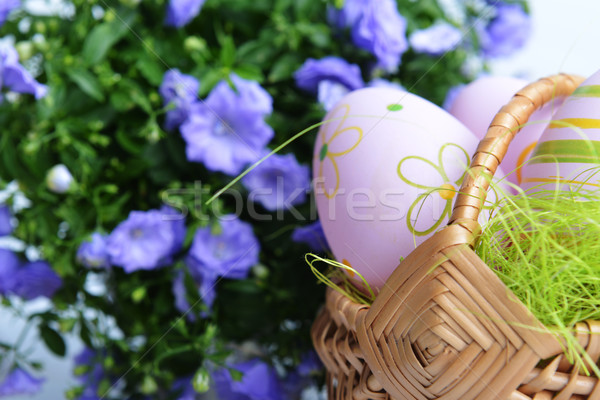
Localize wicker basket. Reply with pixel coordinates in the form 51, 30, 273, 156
311, 74, 600, 400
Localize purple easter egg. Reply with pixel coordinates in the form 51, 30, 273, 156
521, 69, 600, 193
313, 87, 486, 290
449, 76, 564, 185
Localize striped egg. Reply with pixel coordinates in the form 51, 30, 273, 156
449, 76, 564, 186
521, 70, 600, 193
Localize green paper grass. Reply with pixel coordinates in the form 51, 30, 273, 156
305, 253, 376, 305
476, 184, 600, 376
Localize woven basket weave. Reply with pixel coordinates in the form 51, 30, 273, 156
311, 73, 600, 400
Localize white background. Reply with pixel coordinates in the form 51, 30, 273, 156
491, 0, 600, 79
2, 0, 600, 398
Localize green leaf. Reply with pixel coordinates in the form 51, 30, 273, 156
268, 54, 301, 83
220, 36, 236, 68
199, 69, 224, 97
39, 325, 66, 357
222, 279, 261, 294
296, 22, 330, 48
229, 367, 243, 382
82, 25, 125, 65
82, 11, 134, 65
116, 129, 143, 155
234, 64, 264, 83
59, 318, 77, 333
136, 56, 165, 86
126, 82, 153, 114
110, 90, 134, 111
66, 68, 105, 102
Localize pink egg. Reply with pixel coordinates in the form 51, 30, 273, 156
313, 87, 492, 290
449, 76, 564, 186
521, 69, 600, 193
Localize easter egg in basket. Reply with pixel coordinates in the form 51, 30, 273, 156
313, 87, 500, 290
448, 76, 564, 185
521, 69, 600, 193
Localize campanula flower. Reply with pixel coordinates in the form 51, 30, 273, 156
479, 3, 531, 58
185, 216, 259, 313
187, 217, 259, 280
409, 22, 463, 56
317, 80, 350, 111
165, 0, 206, 28
0, 204, 12, 236
77, 232, 110, 269
0, 368, 44, 396
9, 260, 63, 300
73, 347, 106, 400
242, 153, 310, 211
329, 0, 408, 72
171, 269, 215, 320
0, 0, 19, 27
106, 206, 185, 273
292, 221, 329, 253
0, 40, 47, 100
180, 74, 274, 175
281, 351, 323, 398
295, 57, 364, 111
0, 250, 62, 300
172, 270, 192, 316
159, 69, 200, 131
0, 248, 18, 294
212, 358, 284, 400
294, 57, 364, 94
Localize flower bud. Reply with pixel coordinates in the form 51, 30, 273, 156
46, 164, 74, 193
184, 37, 206, 53
16, 41, 34, 61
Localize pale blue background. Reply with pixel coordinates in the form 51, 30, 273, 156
2, 0, 600, 398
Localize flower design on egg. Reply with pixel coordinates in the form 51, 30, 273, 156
316, 104, 363, 199
397, 143, 470, 236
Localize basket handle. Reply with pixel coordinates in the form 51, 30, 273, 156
448, 73, 585, 235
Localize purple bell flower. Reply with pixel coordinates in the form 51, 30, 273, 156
0, 204, 12, 236
187, 217, 259, 280
294, 57, 364, 94
180, 74, 274, 176
0, 248, 18, 294
77, 232, 110, 269
329, 0, 408, 72
292, 221, 329, 253
106, 206, 185, 273
409, 23, 463, 56
0, 0, 19, 27
159, 69, 200, 131
479, 3, 531, 58
212, 358, 284, 400
73, 347, 107, 400
171, 269, 216, 320
0, 40, 47, 100
165, 0, 206, 28
9, 260, 63, 300
242, 153, 310, 211
185, 217, 259, 314
0, 250, 62, 300
0, 368, 44, 396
